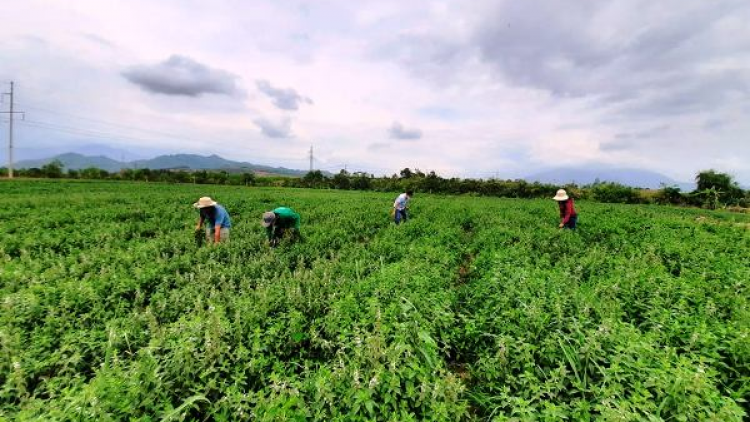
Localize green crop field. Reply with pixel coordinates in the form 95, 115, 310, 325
2, 180, 749, 421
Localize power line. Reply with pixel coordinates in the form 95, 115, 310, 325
15, 100, 311, 164
1, 82, 25, 178
17, 101, 209, 141
15, 118, 310, 166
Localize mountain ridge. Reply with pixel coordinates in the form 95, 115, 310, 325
15, 152, 312, 177
525, 167, 694, 190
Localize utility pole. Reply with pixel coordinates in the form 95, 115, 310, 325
1, 82, 25, 179
308, 145, 313, 172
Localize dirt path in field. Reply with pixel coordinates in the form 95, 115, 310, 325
456, 219, 476, 286
448, 218, 481, 414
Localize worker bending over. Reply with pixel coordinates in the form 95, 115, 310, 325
393, 190, 413, 224
194, 196, 232, 243
553, 189, 578, 229
262, 207, 301, 247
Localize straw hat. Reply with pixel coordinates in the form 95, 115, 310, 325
193, 196, 218, 208
261, 211, 276, 227
553, 189, 569, 201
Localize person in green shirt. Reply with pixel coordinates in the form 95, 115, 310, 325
261, 207, 301, 247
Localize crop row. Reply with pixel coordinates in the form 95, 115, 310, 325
1, 180, 749, 421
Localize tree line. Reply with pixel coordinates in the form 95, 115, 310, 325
3, 161, 748, 209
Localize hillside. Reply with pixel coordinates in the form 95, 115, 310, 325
15, 153, 124, 173
15, 153, 310, 176
526, 167, 694, 190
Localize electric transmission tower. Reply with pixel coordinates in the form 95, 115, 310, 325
1, 81, 25, 178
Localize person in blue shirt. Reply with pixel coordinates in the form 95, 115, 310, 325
194, 196, 231, 244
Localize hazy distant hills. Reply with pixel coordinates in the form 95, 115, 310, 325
17, 153, 124, 172
16, 152, 698, 189
526, 167, 694, 190
16, 153, 311, 177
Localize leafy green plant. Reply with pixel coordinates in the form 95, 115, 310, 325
1, 180, 748, 421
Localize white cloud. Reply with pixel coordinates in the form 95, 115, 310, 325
0, 0, 748, 183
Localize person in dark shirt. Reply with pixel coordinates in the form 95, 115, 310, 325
262, 207, 301, 247
553, 189, 578, 229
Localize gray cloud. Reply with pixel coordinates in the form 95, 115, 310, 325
123, 55, 243, 97
601, 125, 671, 151
384, 0, 750, 119
253, 117, 293, 138
388, 121, 422, 140
368, 142, 391, 151
256, 79, 312, 110
473, 1, 742, 96
81, 33, 116, 48
377, 34, 464, 81
703, 118, 726, 131
482, 1, 750, 117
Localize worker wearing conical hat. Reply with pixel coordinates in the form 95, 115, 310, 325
553, 189, 578, 229
194, 196, 232, 244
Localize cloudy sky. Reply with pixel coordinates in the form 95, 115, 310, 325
1, 0, 749, 182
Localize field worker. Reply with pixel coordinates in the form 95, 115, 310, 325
262, 207, 301, 247
194, 196, 232, 243
553, 189, 578, 229
393, 190, 413, 224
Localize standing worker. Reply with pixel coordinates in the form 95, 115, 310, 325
262, 207, 301, 247
393, 190, 413, 225
194, 196, 232, 244
553, 189, 578, 229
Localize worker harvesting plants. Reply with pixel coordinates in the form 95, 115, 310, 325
553, 189, 578, 229
194, 196, 232, 244
262, 206, 301, 247
393, 190, 413, 224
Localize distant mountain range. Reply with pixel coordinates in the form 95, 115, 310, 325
525, 167, 694, 190
15, 153, 312, 177
16, 152, 699, 189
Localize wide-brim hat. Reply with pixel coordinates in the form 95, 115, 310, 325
193, 196, 218, 208
553, 189, 569, 201
261, 211, 276, 227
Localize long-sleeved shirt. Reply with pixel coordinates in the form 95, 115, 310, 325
266, 207, 300, 239
558, 199, 577, 224
393, 193, 410, 211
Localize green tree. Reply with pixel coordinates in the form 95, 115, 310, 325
81, 167, 108, 179
655, 184, 684, 206
351, 172, 372, 190
332, 170, 351, 190
303, 170, 328, 188
696, 170, 733, 191
241, 172, 256, 186
695, 170, 744, 206
591, 182, 643, 204
41, 160, 64, 178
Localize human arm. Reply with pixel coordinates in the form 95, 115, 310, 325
196, 215, 204, 230
214, 225, 222, 243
